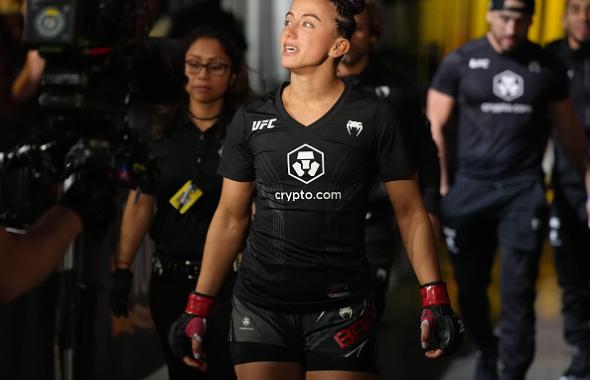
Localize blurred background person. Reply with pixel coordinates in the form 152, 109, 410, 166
337, 0, 440, 320
0, 2, 58, 379
545, 1, 590, 379
427, 0, 590, 379
110, 24, 251, 380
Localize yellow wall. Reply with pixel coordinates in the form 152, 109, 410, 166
419, 0, 568, 57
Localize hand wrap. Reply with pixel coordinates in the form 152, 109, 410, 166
420, 281, 464, 355
168, 292, 215, 360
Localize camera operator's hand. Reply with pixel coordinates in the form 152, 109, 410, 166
110, 268, 133, 317
419, 281, 464, 358
169, 291, 215, 372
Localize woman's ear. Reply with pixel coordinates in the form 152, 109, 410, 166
330, 38, 350, 59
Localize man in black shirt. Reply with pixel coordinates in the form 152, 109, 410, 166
427, 0, 590, 379
545, 1, 590, 379
337, 0, 440, 319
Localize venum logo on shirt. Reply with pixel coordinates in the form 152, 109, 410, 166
287, 144, 325, 184
346, 120, 363, 137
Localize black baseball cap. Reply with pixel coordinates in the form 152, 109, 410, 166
489, 0, 535, 14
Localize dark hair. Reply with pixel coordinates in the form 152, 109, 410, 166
152, 24, 252, 139
365, 0, 384, 40
329, 0, 366, 39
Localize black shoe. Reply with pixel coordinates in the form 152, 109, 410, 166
475, 354, 498, 380
560, 346, 590, 380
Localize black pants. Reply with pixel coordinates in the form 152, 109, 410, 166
365, 216, 400, 320
149, 269, 236, 380
549, 193, 590, 349
441, 175, 547, 379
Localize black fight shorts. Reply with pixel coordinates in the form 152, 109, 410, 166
229, 296, 377, 372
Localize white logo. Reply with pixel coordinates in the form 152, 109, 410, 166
239, 315, 254, 331
528, 61, 541, 73
442, 226, 459, 254
374, 86, 391, 98
493, 70, 524, 101
469, 58, 490, 69
549, 216, 562, 247
287, 144, 325, 184
252, 118, 276, 131
346, 120, 363, 137
339, 307, 353, 320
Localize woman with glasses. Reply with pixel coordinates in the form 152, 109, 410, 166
110, 24, 251, 380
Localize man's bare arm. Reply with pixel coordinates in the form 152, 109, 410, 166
0, 206, 82, 302
551, 99, 590, 228
426, 89, 456, 196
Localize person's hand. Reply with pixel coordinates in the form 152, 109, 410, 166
110, 268, 133, 317
168, 292, 215, 372
419, 281, 464, 359
439, 182, 449, 197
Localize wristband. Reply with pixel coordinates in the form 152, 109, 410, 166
587, 194, 590, 201
185, 291, 215, 317
420, 281, 450, 307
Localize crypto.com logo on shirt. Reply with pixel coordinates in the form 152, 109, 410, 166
287, 144, 325, 184
276, 143, 342, 202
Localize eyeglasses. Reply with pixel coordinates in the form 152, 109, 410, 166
185, 61, 230, 76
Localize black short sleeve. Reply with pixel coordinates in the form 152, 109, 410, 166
547, 58, 569, 103
218, 106, 255, 181
430, 51, 464, 98
374, 101, 414, 182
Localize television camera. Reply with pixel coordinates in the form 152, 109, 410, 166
1, 0, 184, 226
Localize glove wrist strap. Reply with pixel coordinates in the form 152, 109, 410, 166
185, 291, 215, 317
420, 281, 450, 307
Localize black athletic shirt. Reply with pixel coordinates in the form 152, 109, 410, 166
143, 112, 226, 261
545, 39, 590, 218
431, 37, 569, 180
219, 82, 413, 312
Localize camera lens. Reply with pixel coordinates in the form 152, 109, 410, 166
34, 7, 66, 38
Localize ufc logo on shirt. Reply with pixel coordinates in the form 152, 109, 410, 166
252, 118, 277, 131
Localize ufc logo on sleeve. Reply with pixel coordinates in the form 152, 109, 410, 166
252, 118, 277, 131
